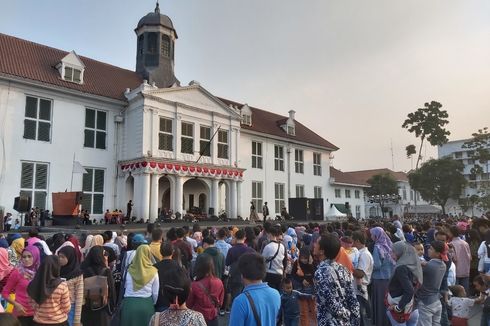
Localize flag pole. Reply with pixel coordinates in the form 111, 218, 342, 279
70, 152, 75, 191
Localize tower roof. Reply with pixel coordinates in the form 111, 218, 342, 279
136, 2, 178, 38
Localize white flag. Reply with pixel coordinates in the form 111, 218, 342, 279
73, 161, 88, 174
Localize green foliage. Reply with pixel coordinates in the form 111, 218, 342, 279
408, 158, 466, 214
406, 144, 416, 158
402, 101, 450, 169
366, 173, 399, 197
463, 127, 490, 189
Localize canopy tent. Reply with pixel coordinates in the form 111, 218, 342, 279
325, 204, 347, 221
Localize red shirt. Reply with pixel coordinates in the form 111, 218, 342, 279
187, 276, 224, 321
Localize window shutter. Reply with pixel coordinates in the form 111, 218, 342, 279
23, 119, 36, 139
84, 130, 95, 148
64, 67, 73, 80
93, 169, 104, 192
34, 191, 47, 209
96, 131, 106, 149
85, 109, 95, 128
82, 169, 93, 192
96, 111, 106, 130
35, 164, 48, 189
21, 163, 34, 188
39, 100, 51, 120
25, 97, 37, 118
73, 69, 81, 83
93, 194, 104, 214
37, 121, 51, 141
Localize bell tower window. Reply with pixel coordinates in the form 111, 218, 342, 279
138, 35, 144, 55
161, 35, 170, 58
147, 33, 157, 54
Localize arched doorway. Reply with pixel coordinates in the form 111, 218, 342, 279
125, 175, 134, 204
159, 176, 172, 216
183, 179, 209, 215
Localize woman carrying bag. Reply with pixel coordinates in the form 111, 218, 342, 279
58, 246, 84, 326
386, 241, 423, 326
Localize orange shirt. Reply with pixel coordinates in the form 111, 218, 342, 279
335, 247, 354, 273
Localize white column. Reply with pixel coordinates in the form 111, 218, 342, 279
175, 175, 183, 216
149, 174, 159, 222
211, 179, 219, 216
230, 181, 238, 219
134, 173, 150, 221
236, 181, 242, 218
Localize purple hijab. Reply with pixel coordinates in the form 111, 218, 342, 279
18, 245, 41, 279
370, 227, 394, 261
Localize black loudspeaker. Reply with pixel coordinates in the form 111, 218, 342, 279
288, 198, 309, 220
14, 195, 31, 213
310, 198, 324, 221
208, 207, 215, 216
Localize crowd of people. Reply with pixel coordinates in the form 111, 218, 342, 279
0, 213, 490, 325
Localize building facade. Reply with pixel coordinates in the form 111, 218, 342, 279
328, 167, 369, 219
438, 139, 490, 216
0, 5, 339, 222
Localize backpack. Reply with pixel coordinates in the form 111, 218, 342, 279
84, 269, 109, 310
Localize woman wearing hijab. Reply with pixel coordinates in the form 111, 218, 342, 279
8, 236, 24, 267
386, 241, 423, 326
121, 244, 159, 326
2, 245, 40, 325
27, 255, 71, 325
370, 227, 395, 326
82, 234, 93, 258
56, 235, 83, 263
58, 246, 84, 326
80, 246, 115, 326
0, 247, 13, 292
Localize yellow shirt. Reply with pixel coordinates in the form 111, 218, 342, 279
149, 242, 163, 262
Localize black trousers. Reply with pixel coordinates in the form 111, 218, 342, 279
265, 272, 283, 291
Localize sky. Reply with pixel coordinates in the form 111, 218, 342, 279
1, 0, 489, 172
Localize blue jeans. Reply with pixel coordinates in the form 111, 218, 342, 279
284, 315, 299, 326
68, 303, 75, 325
386, 309, 419, 326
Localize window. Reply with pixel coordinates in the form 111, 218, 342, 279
455, 152, 463, 159
252, 141, 263, 169
345, 189, 351, 198
287, 125, 295, 136
20, 161, 49, 209
84, 108, 106, 149
468, 159, 475, 165
23, 96, 52, 142
138, 35, 144, 55
274, 145, 284, 171
147, 32, 157, 54
314, 186, 322, 199
161, 35, 170, 58
252, 181, 263, 212
199, 126, 211, 157
159, 118, 173, 151
410, 190, 414, 201
81, 168, 104, 214
355, 205, 361, 219
242, 114, 251, 126
217, 130, 229, 159
181, 122, 194, 154
335, 189, 341, 198
63, 66, 82, 83
313, 153, 322, 176
355, 190, 361, 199
402, 186, 407, 200
296, 185, 305, 198
467, 151, 474, 157
295, 149, 304, 173
274, 183, 285, 214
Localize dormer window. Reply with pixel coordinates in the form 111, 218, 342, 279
287, 125, 295, 135
58, 51, 85, 84
64, 66, 82, 83
242, 114, 252, 126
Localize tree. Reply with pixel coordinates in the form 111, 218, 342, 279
366, 173, 399, 218
402, 101, 451, 217
402, 101, 451, 169
408, 158, 466, 215
463, 127, 490, 188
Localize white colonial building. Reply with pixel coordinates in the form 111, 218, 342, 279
0, 4, 339, 222
439, 139, 490, 216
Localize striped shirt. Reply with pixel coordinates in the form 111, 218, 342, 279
32, 281, 71, 324
66, 275, 84, 324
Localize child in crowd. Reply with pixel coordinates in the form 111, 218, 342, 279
448, 285, 483, 326
279, 278, 314, 326
13, 219, 20, 230
414, 242, 426, 263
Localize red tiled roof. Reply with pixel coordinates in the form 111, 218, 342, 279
0, 33, 143, 101
329, 167, 370, 187
218, 97, 339, 150
342, 168, 408, 183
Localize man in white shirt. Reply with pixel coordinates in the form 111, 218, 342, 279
262, 225, 287, 291
183, 226, 198, 260
352, 230, 374, 326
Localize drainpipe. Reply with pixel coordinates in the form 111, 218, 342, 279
287, 144, 291, 201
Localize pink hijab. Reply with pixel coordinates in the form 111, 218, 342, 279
0, 247, 13, 280
18, 245, 41, 279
